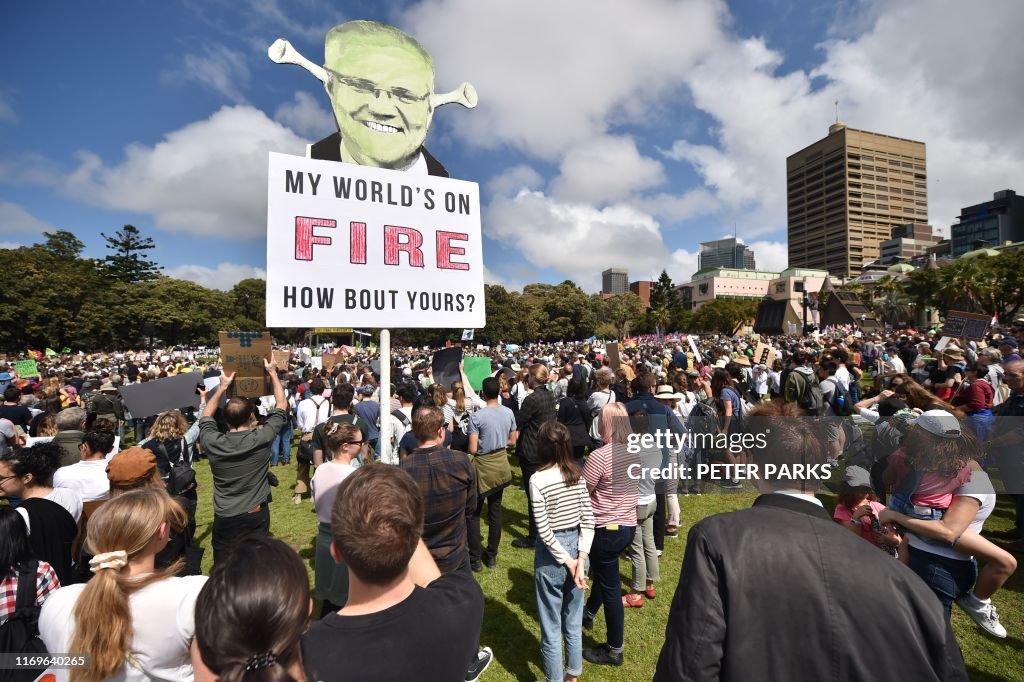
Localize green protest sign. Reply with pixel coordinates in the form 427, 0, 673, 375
15, 359, 39, 378
463, 357, 492, 392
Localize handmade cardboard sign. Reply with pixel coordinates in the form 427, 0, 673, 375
272, 350, 291, 369
941, 311, 991, 341
220, 332, 272, 398
606, 343, 621, 370
753, 342, 776, 367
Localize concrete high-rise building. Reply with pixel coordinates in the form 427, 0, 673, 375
878, 222, 941, 264
951, 189, 1024, 257
787, 123, 927, 278
601, 268, 629, 295
698, 237, 756, 271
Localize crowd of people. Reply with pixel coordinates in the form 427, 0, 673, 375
2, 322, 1023, 680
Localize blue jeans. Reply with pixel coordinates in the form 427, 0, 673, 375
272, 423, 293, 465
535, 529, 588, 682
908, 545, 977, 620
584, 525, 635, 650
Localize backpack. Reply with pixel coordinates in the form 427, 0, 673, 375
157, 439, 197, 496
0, 560, 48, 682
450, 409, 471, 452
792, 371, 825, 417
822, 378, 855, 417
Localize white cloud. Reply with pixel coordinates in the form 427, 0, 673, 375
487, 190, 696, 292
274, 91, 335, 138
747, 240, 789, 272
634, 187, 721, 224
486, 165, 544, 197
550, 135, 665, 204
163, 45, 251, 104
0, 242, 24, 250
0, 201, 53, 235
667, 0, 1024, 235
402, 0, 727, 161
64, 105, 308, 238
165, 262, 267, 290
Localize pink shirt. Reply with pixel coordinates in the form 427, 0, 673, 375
834, 501, 887, 546
582, 443, 639, 527
888, 450, 972, 509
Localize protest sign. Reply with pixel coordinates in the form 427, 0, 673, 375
940, 311, 991, 341
432, 348, 462, 391
753, 342, 776, 367
322, 352, 341, 372
265, 153, 485, 329
119, 373, 201, 419
15, 359, 38, 378
687, 335, 701, 362
272, 350, 291, 369
463, 357, 491, 391
220, 331, 272, 398
606, 343, 621, 370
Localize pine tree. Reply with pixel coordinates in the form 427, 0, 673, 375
101, 224, 160, 283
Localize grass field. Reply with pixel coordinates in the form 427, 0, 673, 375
186, 450, 1024, 682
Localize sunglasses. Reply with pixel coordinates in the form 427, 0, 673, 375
346, 440, 365, 446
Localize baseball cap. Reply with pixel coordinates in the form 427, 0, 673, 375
911, 409, 962, 439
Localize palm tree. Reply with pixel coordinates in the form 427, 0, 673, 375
874, 290, 914, 328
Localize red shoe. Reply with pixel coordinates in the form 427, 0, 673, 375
645, 584, 656, 599
622, 593, 644, 608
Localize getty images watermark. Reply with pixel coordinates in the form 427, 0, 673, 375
622, 429, 835, 487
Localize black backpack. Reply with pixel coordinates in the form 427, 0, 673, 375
792, 371, 825, 417
0, 560, 48, 682
823, 378, 855, 417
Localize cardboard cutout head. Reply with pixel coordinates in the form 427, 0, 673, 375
268, 20, 477, 171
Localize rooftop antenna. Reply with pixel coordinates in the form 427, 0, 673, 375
834, 99, 839, 123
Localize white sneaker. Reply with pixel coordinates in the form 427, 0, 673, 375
291, 494, 302, 505
466, 646, 493, 682
955, 595, 1007, 638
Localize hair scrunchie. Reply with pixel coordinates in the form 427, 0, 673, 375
244, 652, 278, 672
89, 550, 128, 571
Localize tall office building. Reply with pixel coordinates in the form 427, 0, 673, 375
601, 268, 629, 295
951, 189, 1024, 257
698, 237, 756, 271
787, 123, 927, 278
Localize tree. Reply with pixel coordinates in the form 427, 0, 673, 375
230, 278, 267, 329
691, 298, 761, 335
873, 290, 913, 328
40, 230, 86, 260
600, 292, 646, 339
101, 224, 160, 283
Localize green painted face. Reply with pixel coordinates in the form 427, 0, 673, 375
325, 32, 435, 169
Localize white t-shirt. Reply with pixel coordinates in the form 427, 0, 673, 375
834, 365, 851, 390
907, 471, 996, 561
39, 575, 207, 682
46, 487, 83, 523
311, 461, 357, 524
53, 459, 111, 502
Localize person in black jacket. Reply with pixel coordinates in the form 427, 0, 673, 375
512, 364, 557, 549
557, 378, 593, 467
655, 400, 968, 682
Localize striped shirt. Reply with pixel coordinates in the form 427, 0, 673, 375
583, 443, 640, 527
529, 466, 595, 565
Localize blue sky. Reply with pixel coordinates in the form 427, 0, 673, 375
2, 0, 1021, 291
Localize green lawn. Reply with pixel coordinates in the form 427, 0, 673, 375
189, 454, 1024, 681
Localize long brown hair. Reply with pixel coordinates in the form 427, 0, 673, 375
69, 490, 186, 682
536, 421, 581, 485
195, 537, 311, 682
148, 410, 188, 442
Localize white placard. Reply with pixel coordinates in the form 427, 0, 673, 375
265, 152, 485, 328
935, 336, 952, 352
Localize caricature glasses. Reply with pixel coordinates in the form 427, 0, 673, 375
325, 68, 429, 105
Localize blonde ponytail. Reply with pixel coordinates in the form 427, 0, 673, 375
69, 490, 186, 682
